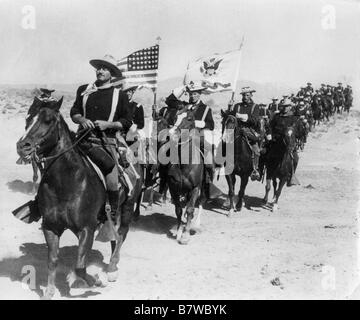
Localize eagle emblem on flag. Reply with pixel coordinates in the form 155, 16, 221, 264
200, 58, 223, 77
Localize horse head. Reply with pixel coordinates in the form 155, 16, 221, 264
221, 109, 237, 144
173, 107, 196, 133
17, 97, 64, 162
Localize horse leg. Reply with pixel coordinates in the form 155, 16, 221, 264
146, 187, 154, 211
272, 178, 286, 212
174, 200, 184, 241
272, 178, 278, 201
263, 178, 271, 204
75, 227, 98, 287
133, 189, 142, 221
108, 200, 133, 282
236, 174, 249, 211
42, 228, 59, 300
225, 173, 235, 217
179, 186, 201, 245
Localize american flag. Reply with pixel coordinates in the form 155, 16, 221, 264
116, 44, 159, 89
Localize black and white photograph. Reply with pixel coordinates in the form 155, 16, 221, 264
0, 0, 359, 302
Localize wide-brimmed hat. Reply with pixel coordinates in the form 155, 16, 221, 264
271, 98, 278, 101
321, 83, 325, 86
89, 54, 122, 77
337, 82, 342, 85
307, 82, 312, 86
281, 98, 293, 106
40, 88, 55, 94
240, 87, 256, 95
186, 81, 206, 93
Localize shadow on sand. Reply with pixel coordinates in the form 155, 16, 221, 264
0, 242, 106, 299
7, 180, 38, 195
131, 213, 177, 234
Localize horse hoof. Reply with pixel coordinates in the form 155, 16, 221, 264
41, 288, 55, 300
107, 270, 119, 282
228, 208, 234, 218
145, 205, 153, 212
94, 272, 108, 287
178, 233, 190, 245
272, 204, 278, 212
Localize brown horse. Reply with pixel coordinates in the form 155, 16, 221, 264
16, 97, 142, 299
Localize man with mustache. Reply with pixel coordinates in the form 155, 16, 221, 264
70, 55, 131, 226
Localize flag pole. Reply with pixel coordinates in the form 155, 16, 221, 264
229, 36, 245, 110
152, 36, 161, 117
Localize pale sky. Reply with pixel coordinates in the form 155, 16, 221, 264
0, 0, 359, 88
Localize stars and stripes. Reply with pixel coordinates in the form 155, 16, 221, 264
116, 45, 159, 89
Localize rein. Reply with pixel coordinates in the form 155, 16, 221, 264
36, 127, 92, 163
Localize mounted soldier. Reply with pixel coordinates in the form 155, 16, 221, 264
268, 98, 279, 118
336, 82, 344, 93
344, 85, 353, 112
39, 88, 55, 101
70, 54, 132, 225
304, 82, 314, 96
231, 87, 261, 181
168, 81, 215, 198
266, 98, 299, 186
319, 83, 327, 95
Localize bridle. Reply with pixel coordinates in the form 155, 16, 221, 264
27, 112, 92, 166
222, 114, 242, 143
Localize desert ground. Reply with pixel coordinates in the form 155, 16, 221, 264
0, 95, 359, 300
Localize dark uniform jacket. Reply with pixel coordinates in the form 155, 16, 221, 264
233, 101, 260, 132
70, 84, 132, 138
188, 100, 214, 131
268, 102, 278, 113
129, 101, 144, 129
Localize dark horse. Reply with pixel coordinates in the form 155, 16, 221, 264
220, 110, 254, 216
262, 126, 299, 212
333, 90, 344, 114
16, 97, 142, 299
166, 108, 205, 244
311, 96, 323, 126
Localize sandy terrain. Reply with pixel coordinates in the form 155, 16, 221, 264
0, 105, 359, 300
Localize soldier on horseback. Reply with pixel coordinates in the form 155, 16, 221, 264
70, 55, 132, 223
39, 88, 56, 101
304, 82, 314, 96
266, 98, 298, 186
268, 98, 279, 118
231, 87, 261, 181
